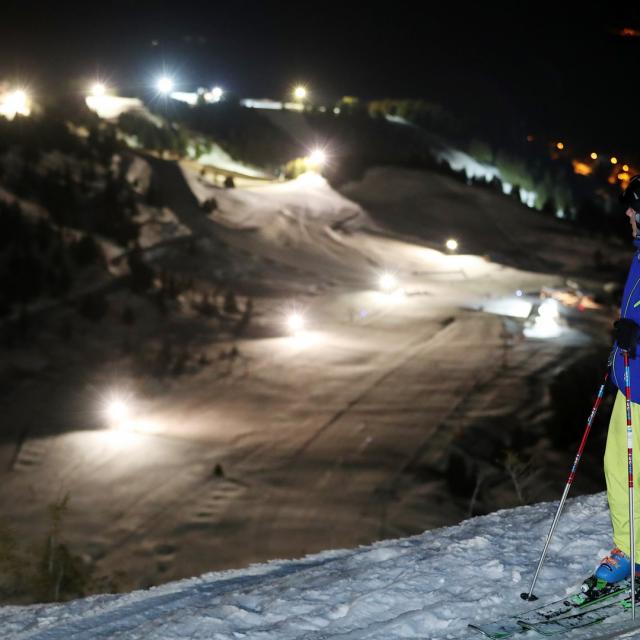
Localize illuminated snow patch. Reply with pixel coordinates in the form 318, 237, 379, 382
241, 99, 283, 110
524, 316, 563, 339
283, 331, 322, 349
295, 171, 326, 187
538, 298, 560, 320
524, 299, 563, 339
86, 95, 145, 120
482, 298, 533, 319
372, 288, 406, 305
170, 91, 198, 106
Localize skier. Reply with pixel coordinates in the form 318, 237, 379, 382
590, 175, 640, 588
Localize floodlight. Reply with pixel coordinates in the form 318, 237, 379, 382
286, 312, 305, 333
293, 86, 307, 100
379, 273, 397, 292
7, 89, 28, 113
106, 399, 129, 422
309, 149, 327, 166
157, 76, 174, 94
90, 82, 106, 97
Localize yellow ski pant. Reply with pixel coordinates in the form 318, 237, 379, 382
605, 391, 640, 556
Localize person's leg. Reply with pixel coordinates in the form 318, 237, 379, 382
604, 391, 640, 556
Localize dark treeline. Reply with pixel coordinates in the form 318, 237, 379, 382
149, 99, 301, 171
0, 105, 142, 319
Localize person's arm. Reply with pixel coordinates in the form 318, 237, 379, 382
614, 318, 640, 357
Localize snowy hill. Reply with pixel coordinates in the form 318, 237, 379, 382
0, 144, 628, 639
2, 492, 635, 639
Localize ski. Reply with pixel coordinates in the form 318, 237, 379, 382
520, 596, 634, 636
469, 580, 631, 639
586, 614, 640, 639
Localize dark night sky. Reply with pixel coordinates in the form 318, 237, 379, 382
1, 1, 638, 154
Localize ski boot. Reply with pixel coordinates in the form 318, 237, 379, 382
571, 548, 640, 606
593, 548, 640, 584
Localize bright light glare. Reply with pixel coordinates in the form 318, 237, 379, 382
379, 273, 398, 292
293, 86, 307, 100
157, 76, 174, 94
445, 238, 459, 251
309, 149, 327, 166
0, 88, 31, 120
106, 399, 130, 422
11, 89, 27, 105
90, 82, 106, 97
287, 312, 305, 333
201, 87, 224, 103
101, 390, 136, 429
101, 390, 133, 426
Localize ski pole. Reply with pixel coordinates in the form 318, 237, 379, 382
521, 370, 610, 601
624, 350, 636, 620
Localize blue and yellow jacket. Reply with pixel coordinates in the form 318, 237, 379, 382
612, 237, 640, 402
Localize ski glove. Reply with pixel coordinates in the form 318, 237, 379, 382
613, 318, 640, 358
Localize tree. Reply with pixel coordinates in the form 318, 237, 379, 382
495, 150, 534, 192
223, 290, 239, 314
468, 138, 494, 164
78, 293, 108, 322
127, 248, 154, 293
70, 234, 103, 267
576, 199, 605, 232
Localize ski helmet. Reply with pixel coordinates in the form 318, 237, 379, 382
620, 175, 640, 213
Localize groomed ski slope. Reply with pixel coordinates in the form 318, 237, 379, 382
2, 492, 638, 640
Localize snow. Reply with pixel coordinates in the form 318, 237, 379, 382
169, 91, 199, 106
190, 145, 270, 179
437, 147, 501, 183
381, 117, 543, 210
1, 492, 635, 639
85, 96, 148, 121
125, 156, 152, 196
181, 168, 371, 243
134, 204, 191, 248
241, 99, 305, 112
1, 158, 628, 639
